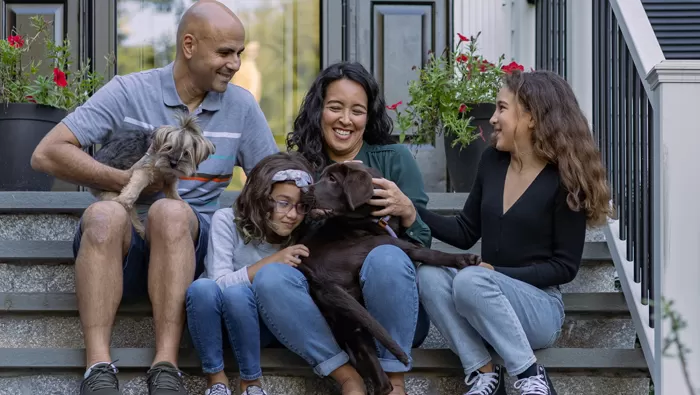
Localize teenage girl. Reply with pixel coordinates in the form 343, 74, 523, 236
416, 70, 611, 395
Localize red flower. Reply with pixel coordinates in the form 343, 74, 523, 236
501, 61, 525, 74
456, 54, 468, 63
53, 68, 67, 87
7, 35, 24, 48
457, 33, 468, 43
459, 104, 467, 113
26, 96, 36, 103
386, 101, 402, 111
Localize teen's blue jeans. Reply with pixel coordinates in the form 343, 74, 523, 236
417, 265, 565, 377
186, 278, 275, 380
252, 245, 430, 376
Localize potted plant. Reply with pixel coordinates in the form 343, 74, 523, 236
388, 32, 524, 192
0, 16, 112, 191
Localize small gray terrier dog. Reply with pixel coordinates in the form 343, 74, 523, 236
90, 112, 216, 237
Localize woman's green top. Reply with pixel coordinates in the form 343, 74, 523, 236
328, 142, 432, 248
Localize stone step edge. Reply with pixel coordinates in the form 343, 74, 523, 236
0, 240, 612, 263
0, 292, 630, 318
0, 347, 649, 375
0, 192, 468, 215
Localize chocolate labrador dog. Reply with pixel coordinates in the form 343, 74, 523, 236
295, 161, 482, 395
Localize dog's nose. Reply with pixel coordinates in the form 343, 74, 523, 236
170, 160, 178, 168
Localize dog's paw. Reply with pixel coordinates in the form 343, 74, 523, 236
112, 196, 135, 210
456, 253, 482, 269
133, 222, 146, 239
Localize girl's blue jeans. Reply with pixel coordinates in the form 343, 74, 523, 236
186, 278, 275, 380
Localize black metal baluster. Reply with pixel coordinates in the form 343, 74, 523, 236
647, 102, 655, 328
605, 2, 612, 190
626, 49, 635, 264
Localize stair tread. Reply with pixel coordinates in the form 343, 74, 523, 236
0, 239, 611, 262
0, 191, 468, 215
0, 292, 629, 316
0, 347, 648, 372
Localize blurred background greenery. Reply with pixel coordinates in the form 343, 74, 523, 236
116, 0, 321, 190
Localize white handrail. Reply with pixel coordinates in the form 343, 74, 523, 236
609, 0, 665, 102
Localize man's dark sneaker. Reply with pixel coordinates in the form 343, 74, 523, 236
146, 361, 187, 395
80, 363, 121, 395
464, 364, 507, 395
513, 365, 558, 395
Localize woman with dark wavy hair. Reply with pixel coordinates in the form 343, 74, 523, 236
252, 61, 432, 395
417, 70, 612, 395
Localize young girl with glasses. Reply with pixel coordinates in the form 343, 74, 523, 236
185, 151, 314, 395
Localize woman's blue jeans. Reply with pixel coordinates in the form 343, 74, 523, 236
186, 278, 276, 380
251, 245, 430, 377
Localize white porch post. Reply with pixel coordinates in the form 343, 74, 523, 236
648, 60, 700, 395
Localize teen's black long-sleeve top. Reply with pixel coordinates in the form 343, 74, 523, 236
417, 147, 587, 288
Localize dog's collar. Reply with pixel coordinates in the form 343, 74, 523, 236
373, 215, 398, 238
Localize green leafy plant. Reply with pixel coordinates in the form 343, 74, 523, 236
387, 31, 524, 149
662, 298, 698, 395
0, 16, 113, 111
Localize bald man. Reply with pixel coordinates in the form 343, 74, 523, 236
31, 2, 278, 394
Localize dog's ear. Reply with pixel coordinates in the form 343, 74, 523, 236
194, 138, 216, 165
342, 166, 375, 211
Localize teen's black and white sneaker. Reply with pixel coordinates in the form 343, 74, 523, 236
242, 385, 267, 395
513, 365, 558, 395
464, 364, 507, 395
205, 383, 231, 395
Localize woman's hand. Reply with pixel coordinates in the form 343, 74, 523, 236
270, 244, 310, 267
368, 178, 417, 228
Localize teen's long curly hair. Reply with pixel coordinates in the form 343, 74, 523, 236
501, 70, 612, 227
234, 151, 314, 246
286, 61, 394, 171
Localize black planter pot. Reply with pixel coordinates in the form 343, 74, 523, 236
444, 102, 496, 192
0, 103, 66, 191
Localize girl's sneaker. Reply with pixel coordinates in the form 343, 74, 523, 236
205, 383, 231, 395
242, 385, 268, 395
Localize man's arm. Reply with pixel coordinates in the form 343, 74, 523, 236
31, 123, 130, 192
31, 75, 132, 192
236, 95, 279, 173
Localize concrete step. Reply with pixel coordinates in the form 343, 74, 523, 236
0, 372, 651, 395
0, 260, 617, 294
0, 292, 635, 350
0, 192, 470, 215
0, 348, 651, 394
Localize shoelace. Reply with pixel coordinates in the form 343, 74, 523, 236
83, 363, 119, 391
514, 374, 549, 395
146, 364, 184, 391
244, 385, 267, 395
207, 383, 231, 395
465, 371, 499, 395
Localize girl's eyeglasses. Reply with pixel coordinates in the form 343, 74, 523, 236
272, 199, 310, 215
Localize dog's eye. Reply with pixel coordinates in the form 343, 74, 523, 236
164, 145, 172, 151
329, 175, 336, 183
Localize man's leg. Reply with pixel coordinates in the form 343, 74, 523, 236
145, 198, 201, 367
74, 201, 132, 367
